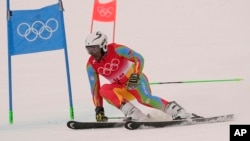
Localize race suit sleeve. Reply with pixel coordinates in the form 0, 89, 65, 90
86, 63, 103, 107
115, 45, 144, 74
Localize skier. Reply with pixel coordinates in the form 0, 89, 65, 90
85, 31, 201, 122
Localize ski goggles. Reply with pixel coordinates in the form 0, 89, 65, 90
85, 45, 100, 54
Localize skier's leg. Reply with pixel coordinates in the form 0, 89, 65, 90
129, 73, 168, 109
99, 83, 127, 108
100, 84, 148, 121
130, 73, 202, 120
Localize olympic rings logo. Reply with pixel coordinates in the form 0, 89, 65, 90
98, 59, 120, 75
17, 18, 59, 42
97, 6, 114, 17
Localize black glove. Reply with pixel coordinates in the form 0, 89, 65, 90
95, 106, 108, 122
127, 73, 140, 90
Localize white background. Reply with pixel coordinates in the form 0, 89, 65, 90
0, 0, 249, 141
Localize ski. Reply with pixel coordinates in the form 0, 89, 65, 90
67, 121, 125, 130
124, 114, 234, 130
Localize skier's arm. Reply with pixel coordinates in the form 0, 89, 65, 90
115, 45, 144, 90
86, 64, 103, 107
115, 45, 144, 75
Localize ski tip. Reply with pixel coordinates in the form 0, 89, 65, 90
67, 121, 77, 129
227, 114, 235, 120
125, 121, 140, 130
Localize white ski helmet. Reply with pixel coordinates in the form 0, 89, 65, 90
85, 31, 108, 52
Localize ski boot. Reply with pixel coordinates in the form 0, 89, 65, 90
164, 101, 203, 120
120, 102, 149, 121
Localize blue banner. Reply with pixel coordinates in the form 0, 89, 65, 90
8, 3, 66, 55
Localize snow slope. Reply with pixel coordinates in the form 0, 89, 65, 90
0, 0, 249, 141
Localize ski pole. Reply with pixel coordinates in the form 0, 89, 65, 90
108, 116, 125, 119
148, 78, 243, 85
